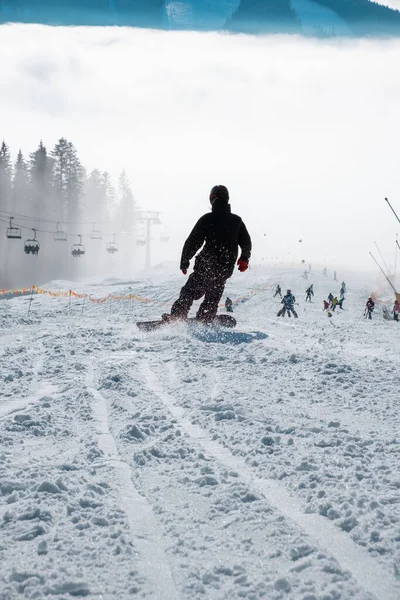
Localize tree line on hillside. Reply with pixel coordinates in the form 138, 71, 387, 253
2, 0, 400, 35
312, 0, 400, 35
226, 0, 400, 35
0, 0, 164, 27
0, 138, 136, 289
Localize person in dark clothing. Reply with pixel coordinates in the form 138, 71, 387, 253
393, 299, 400, 322
274, 284, 282, 298
328, 292, 334, 304
338, 297, 345, 310
365, 297, 375, 319
340, 281, 346, 298
323, 300, 329, 311
278, 290, 298, 318
305, 284, 314, 302
164, 185, 252, 323
225, 297, 234, 313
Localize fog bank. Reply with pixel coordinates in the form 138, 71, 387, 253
1, 25, 399, 275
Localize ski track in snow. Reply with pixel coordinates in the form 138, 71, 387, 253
0, 265, 399, 599
143, 362, 398, 600
87, 371, 179, 600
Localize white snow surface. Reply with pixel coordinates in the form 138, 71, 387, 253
0, 265, 399, 600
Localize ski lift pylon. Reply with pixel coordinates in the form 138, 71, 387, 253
106, 234, 118, 254
54, 222, 67, 242
71, 234, 85, 257
6, 217, 21, 240
24, 228, 40, 255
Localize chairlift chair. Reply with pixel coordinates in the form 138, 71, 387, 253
24, 229, 40, 255
90, 223, 102, 240
6, 217, 22, 240
106, 234, 118, 254
71, 235, 85, 257
54, 223, 67, 242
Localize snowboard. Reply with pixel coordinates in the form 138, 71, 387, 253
137, 314, 237, 332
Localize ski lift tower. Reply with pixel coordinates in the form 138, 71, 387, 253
134, 211, 161, 269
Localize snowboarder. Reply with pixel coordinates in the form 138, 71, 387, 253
225, 297, 234, 313
278, 290, 298, 318
305, 284, 314, 302
163, 185, 251, 323
340, 282, 346, 298
331, 296, 339, 311
365, 297, 375, 320
393, 299, 400, 322
274, 284, 282, 298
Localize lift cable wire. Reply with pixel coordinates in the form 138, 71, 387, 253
0, 208, 110, 226
0, 217, 117, 238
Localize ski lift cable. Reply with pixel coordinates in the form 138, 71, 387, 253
0, 208, 109, 226
0, 218, 120, 239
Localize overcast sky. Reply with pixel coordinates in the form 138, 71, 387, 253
0, 25, 399, 273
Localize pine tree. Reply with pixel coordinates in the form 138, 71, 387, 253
83, 169, 103, 221
29, 141, 53, 218
12, 150, 30, 212
65, 141, 83, 222
51, 138, 83, 222
0, 140, 12, 211
101, 171, 115, 221
118, 169, 135, 232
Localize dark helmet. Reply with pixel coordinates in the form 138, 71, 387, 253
287, 289, 291, 295
210, 185, 229, 204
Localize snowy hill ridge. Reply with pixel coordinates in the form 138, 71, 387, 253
1, 265, 400, 599
1, 0, 400, 36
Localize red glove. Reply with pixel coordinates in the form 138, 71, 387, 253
237, 258, 249, 272
181, 269, 187, 275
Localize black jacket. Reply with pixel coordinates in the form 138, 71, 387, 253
180, 202, 252, 278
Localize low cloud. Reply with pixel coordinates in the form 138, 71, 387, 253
0, 24, 399, 270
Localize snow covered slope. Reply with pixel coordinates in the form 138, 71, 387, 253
1, 265, 399, 599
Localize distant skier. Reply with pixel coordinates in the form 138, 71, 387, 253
323, 267, 327, 277
274, 284, 282, 298
305, 284, 314, 302
393, 299, 400, 322
340, 282, 346, 298
331, 296, 339, 311
225, 297, 233, 313
278, 290, 298, 318
365, 297, 375, 320
163, 185, 251, 323
334, 271, 337, 281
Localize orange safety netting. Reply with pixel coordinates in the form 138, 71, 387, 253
0, 282, 274, 308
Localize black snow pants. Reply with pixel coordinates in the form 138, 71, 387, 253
171, 271, 226, 322
277, 306, 298, 318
